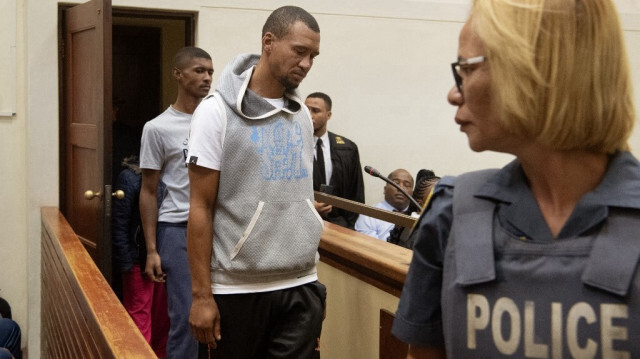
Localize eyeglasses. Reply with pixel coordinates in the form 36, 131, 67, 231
451, 56, 486, 92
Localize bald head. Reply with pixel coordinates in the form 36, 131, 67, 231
384, 169, 414, 211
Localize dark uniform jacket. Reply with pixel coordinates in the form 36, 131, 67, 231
314, 131, 365, 229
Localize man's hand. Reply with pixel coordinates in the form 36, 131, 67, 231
190, 295, 222, 347
145, 250, 165, 282
314, 201, 332, 217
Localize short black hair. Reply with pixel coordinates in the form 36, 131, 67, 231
262, 6, 320, 38
0, 297, 12, 319
173, 46, 212, 70
306, 92, 332, 111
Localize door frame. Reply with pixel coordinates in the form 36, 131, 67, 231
59, 7, 196, 214
58, 5, 195, 283
112, 8, 195, 45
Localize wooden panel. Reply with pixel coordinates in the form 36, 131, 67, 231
70, 123, 98, 149
69, 145, 100, 259
41, 207, 157, 358
380, 309, 409, 359
319, 221, 412, 297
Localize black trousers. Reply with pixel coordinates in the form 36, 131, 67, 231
207, 281, 326, 359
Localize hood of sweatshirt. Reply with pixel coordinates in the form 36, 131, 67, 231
215, 53, 304, 120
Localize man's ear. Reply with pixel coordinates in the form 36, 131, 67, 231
327, 110, 332, 121
262, 32, 276, 54
172, 67, 181, 81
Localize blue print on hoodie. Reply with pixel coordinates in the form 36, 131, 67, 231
251, 119, 308, 181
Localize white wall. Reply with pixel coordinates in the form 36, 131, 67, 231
196, 0, 640, 204
2, 0, 639, 357
0, 0, 27, 353
199, 1, 488, 204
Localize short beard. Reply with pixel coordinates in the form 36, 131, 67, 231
279, 76, 299, 91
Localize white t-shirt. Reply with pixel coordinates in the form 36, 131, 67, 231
140, 106, 192, 223
188, 95, 285, 170
187, 97, 226, 170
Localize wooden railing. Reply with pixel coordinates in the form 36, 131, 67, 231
41, 207, 156, 358
315, 191, 417, 230
319, 221, 412, 297
40, 196, 414, 358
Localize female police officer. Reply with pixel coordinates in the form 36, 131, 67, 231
392, 0, 639, 358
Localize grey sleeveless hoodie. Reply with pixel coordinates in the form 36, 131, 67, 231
210, 53, 324, 288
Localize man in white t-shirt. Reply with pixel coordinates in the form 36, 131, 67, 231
139, 46, 213, 359
186, 6, 326, 359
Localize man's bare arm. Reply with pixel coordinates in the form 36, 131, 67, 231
187, 164, 221, 347
140, 168, 165, 282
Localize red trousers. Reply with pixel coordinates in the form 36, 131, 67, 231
122, 265, 170, 358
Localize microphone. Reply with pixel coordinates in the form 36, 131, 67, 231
364, 165, 421, 211
364, 165, 382, 178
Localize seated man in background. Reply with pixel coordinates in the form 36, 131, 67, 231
355, 169, 414, 241
306, 92, 365, 229
388, 169, 440, 248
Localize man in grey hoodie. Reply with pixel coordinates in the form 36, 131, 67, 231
186, 6, 325, 359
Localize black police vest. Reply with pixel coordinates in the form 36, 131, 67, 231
441, 170, 640, 359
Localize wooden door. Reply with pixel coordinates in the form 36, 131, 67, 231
63, 0, 113, 282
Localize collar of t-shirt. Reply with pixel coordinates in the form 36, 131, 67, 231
264, 97, 285, 109
314, 132, 332, 183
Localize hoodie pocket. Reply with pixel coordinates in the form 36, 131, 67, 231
228, 199, 324, 275
306, 198, 324, 226
230, 201, 265, 260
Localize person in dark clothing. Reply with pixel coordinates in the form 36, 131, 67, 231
112, 156, 169, 357
0, 297, 21, 359
306, 92, 365, 229
393, 1, 640, 357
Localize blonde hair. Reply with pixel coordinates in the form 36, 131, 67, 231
471, 0, 635, 153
